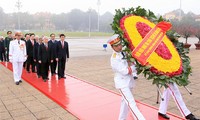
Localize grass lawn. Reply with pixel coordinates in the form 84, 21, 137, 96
0, 31, 112, 37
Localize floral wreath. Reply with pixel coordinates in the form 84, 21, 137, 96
111, 6, 192, 87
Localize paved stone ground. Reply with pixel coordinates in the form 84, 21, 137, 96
0, 48, 199, 119
66, 48, 200, 118
0, 65, 78, 120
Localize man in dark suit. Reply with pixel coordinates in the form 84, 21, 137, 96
33, 36, 41, 78
26, 33, 36, 73
56, 34, 69, 79
23, 33, 30, 69
38, 36, 53, 82
4, 31, 13, 62
48, 33, 58, 76
0, 36, 6, 62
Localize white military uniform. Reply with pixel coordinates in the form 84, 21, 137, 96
159, 83, 191, 117
111, 51, 145, 120
9, 39, 27, 83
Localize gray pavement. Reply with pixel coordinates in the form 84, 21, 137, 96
66, 49, 200, 118
0, 65, 78, 120
0, 37, 200, 119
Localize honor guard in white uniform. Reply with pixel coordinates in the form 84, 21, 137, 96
108, 34, 145, 120
9, 32, 27, 85
158, 83, 199, 120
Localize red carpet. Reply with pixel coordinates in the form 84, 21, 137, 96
1, 62, 184, 120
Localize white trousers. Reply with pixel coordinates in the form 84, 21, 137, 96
119, 87, 145, 120
12, 61, 23, 82
159, 83, 191, 117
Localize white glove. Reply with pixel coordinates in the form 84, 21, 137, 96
132, 72, 138, 79
130, 65, 136, 71
9, 56, 13, 63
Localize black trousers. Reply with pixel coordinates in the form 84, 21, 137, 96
36, 61, 41, 76
0, 51, 6, 61
50, 59, 57, 74
58, 58, 66, 77
5, 50, 9, 62
26, 56, 36, 72
41, 62, 49, 79
23, 61, 27, 68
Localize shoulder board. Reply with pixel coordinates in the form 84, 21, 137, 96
113, 53, 116, 58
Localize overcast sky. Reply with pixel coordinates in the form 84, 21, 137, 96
0, 0, 199, 15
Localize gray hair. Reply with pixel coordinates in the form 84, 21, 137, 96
42, 36, 49, 40
35, 35, 39, 39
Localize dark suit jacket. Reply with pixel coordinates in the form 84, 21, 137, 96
4, 37, 13, 49
33, 42, 40, 61
38, 43, 53, 63
48, 40, 57, 59
0, 40, 5, 52
26, 39, 36, 57
56, 41, 69, 59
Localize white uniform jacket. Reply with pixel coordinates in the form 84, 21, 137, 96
110, 51, 134, 89
9, 39, 27, 62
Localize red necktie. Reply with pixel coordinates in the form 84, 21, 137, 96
31, 40, 34, 46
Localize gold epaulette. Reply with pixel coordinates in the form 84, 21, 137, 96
113, 53, 116, 58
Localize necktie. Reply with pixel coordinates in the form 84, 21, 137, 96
31, 40, 34, 46
18, 40, 20, 44
62, 41, 64, 48
45, 44, 48, 50
121, 52, 126, 59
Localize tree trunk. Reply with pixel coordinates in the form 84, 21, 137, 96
185, 37, 188, 44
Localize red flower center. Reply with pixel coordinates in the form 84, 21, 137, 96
136, 22, 172, 59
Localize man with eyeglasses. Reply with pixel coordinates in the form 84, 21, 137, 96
9, 32, 27, 85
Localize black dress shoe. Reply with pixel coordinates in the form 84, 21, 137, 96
27, 71, 30, 73
15, 82, 19, 85
43, 79, 46, 82
58, 76, 61, 80
186, 113, 200, 120
158, 112, 170, 119
19, 80, 22, 83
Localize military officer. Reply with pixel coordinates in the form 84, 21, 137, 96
158, 83, 199, 120
4, 31, 13, 62
108, 34, 145, 120
9, 32, 27, 85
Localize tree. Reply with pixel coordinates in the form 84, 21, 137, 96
0, 7, 6, 30
171, 13, 196, 44
100, 12, 113, 32
177, 24, 194, 44
193, 23, 200, 43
